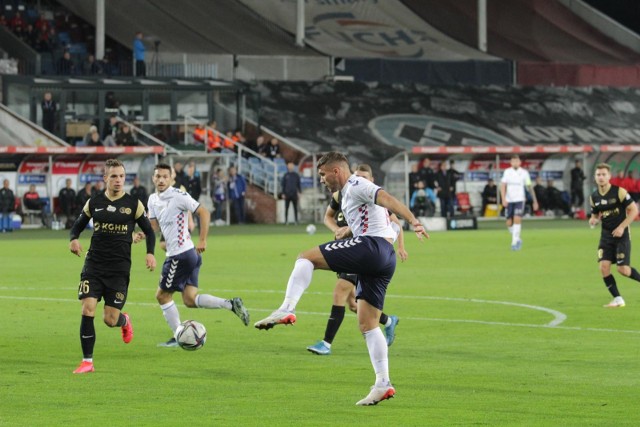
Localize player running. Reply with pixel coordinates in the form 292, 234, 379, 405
70, 159, 157, 374
147, 163, 249, 348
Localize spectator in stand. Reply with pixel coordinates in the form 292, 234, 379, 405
408, 163, 423, 200
115, 124, 136, 146
133, 31, 146, 77
436, 161, 455, 218
87, 128, 103, 147
58, 178, 76, 226
82, 54, 101, 75
44, 27, 61, 63
23, 184, 46, 225
256, 135, 268, 157
281, 162, 301, 225
9, 11, 25, 33
57, 51, 75, 75
533, 176, 548, 212
227, 166, 247, 224
546, 180, 572, 217
23, 24, 38, 47
211, 168, 227, 224
185, 163, 202, 202
266, 137, 281, 160
130, 176, 148, 210
41, 92, 58, 135
103, 116, 119, 146
570, 160, 586, 208
410, 180, 435, 217
420, 157, 437, 192
621, 171, 636, 200
100, 56, 112, 76
222, 131, 237, 151
481, 178, 498, 216
0, 15, 7, 27
93, 181, 105, 197
193, 122, 220, 152
34, 13, 49, 34
172, 162, 187, 189
0, 179, 15, 232
448, 160, 463, 210
75, 183, 93, 215
610, 171, 624, 188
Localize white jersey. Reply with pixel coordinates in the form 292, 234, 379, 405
340, 174, 396, 240
501, 167, 531, 203
147, 186, 200, 257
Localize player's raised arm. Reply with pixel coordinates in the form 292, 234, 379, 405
375, 189, 428, 240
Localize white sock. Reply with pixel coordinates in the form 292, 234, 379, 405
82, 358, 93, 363
160, 301, 181, 333
195, 294, 231, 310
508, 226, 513, 235
278, 258, 314, 312
512, 224, 521, 245
384, 317, 392, 327
363, 328, 390, 387
323, 340, 332, 349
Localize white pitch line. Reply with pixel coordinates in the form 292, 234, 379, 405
2, 294, 639, 334
0, 287, 567, 328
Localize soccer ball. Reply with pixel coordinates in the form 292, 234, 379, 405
306, 224, 317, 235
175, 320, 207, 351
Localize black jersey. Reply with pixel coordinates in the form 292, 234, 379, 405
329, 191, 347, 227
82, 192, 146, 273
590, 184, 634, 238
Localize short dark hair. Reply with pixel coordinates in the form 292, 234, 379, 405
317, 152, 349, 169
154, 163, 172, 173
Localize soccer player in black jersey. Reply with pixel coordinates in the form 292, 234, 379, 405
69, 159, 156, 374
589, 163, 640, 308
307, 164, 406, 355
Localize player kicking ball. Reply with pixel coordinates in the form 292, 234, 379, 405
254, 152, 428, 406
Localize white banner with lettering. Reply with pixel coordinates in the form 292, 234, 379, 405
238, 0, 496, 60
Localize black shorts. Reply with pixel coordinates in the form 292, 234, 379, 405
320, 236, 396, 310
598, 235, 631, 266
77, 269, 130, 309
336, 272, 358, 286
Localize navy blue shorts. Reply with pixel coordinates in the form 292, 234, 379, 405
506, 201, 525, 219
158, 248, 202, 293
320, 236, 396, 310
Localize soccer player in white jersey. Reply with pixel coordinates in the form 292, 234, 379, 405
254, 152, 428, 406
147, 163, 250, 347
500, 155, 538, 251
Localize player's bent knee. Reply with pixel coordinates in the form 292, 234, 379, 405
617, 265, 631, 276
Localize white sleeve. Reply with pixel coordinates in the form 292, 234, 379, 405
147, 195, 157, 219
352, 176, 380, 204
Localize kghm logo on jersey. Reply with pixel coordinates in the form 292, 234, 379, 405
94, 221, 128, 233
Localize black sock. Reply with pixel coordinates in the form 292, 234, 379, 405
629, 268, 640, 282
323, 305, 345, 344
379, 313, 389, 326
115, 313, 127, 327
80, 315, 96, 359
604, 275, 621, 298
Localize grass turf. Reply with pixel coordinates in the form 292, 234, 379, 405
1, 219, 639, 426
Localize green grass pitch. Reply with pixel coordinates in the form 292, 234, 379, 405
1, 220, 639, 426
